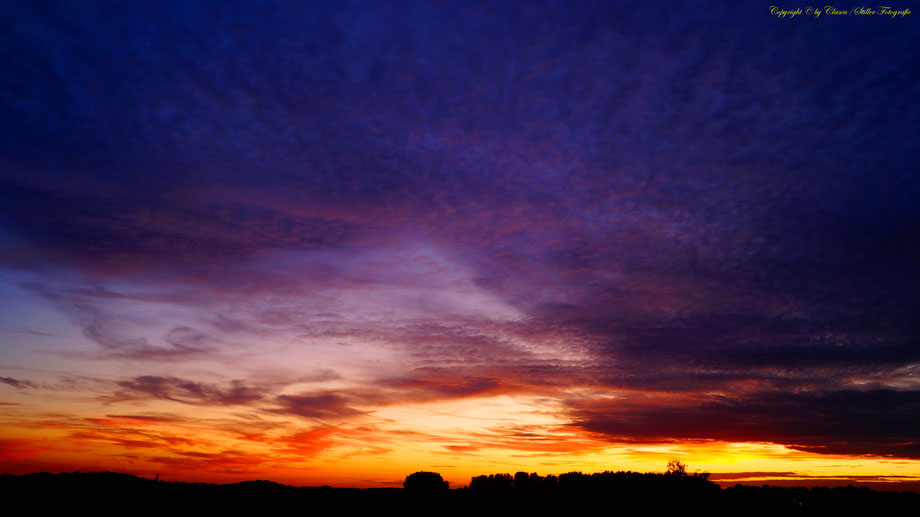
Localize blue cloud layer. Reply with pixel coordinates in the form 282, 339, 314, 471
1, 1, 918, 458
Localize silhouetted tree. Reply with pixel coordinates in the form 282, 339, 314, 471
666, 459, 687, 476
469, 475, 491, 490
403, 471, 449, 492
513, 471, 530, 488
492, 473, 513, 489
529, 472, 544, 486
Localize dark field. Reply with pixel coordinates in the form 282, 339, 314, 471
4, 470, 918, 516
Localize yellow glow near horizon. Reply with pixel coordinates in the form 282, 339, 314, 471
5, 391, 919, 489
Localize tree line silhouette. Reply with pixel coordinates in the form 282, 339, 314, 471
2, 462, 918, 516
467, 459, 713, 491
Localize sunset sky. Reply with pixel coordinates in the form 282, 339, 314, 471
1, 1, 918, 490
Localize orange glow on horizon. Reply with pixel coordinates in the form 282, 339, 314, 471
3, 391, 919, 489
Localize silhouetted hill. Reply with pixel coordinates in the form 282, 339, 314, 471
3, 470, 917, 516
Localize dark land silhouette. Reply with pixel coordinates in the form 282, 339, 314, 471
3, 467, 918, 516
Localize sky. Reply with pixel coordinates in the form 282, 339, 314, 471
1, 0, 919, 489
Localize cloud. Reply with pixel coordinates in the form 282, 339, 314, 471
113, 376, 266, 405
383, 375, 504, 399
272, 427, 341, 457
570, 389, 920, 459
147, 449, 269, 473
22, 282, 218, 362
0, 438, 47, 462
98, 414, 183, 424
272, 373, 518, 423
708, 472, 799, 481
274, 393, 366, 420
0, 377, 37, 390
